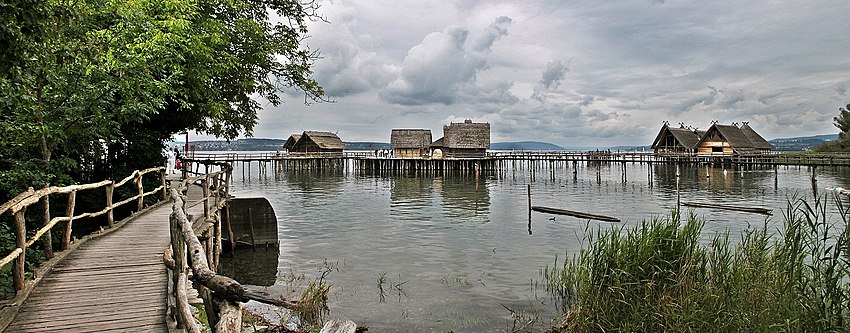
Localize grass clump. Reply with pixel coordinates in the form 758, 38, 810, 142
543, 196, 850, 332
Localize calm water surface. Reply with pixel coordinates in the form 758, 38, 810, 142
225, 160, 850, 332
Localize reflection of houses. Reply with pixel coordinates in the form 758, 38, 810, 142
695, 122, 773, 156
651, 122, 704, 155
283, 134, 301, 152
430, 120, 490, 159
390, 129, 432, 158
288, 131, 344, 155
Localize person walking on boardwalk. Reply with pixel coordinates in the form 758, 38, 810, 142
166, 148, 176, 174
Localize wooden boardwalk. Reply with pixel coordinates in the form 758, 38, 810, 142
5, 202, 177, 332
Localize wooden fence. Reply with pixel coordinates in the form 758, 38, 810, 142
163, 161, 295, 332
163, 162, 244, 332
0, 166, 168, 294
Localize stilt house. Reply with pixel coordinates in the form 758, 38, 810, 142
651, 122, 704, 155
430, 120, 490, 158
289, 131, 345, 155
391, 129, 432, 158
695, 122, 773, 156
283, 134, 301, 152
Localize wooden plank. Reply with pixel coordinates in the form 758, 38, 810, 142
531, 205, 621, 222
4, 198, 172, 333
683, 201, 772, 215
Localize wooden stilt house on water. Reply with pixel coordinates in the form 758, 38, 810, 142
695, 122, 773, 156
391, 129, 432, 158
283, 134, 301, 152
288, 131, 345, 156
651, 122, 704, 155
430, 120, 490, 158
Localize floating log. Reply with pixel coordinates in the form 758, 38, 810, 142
683, 202, 772, 215
531, 206, 620, 222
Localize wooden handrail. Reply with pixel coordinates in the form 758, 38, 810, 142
0, 166, 167, 293
165, 161, 246, 332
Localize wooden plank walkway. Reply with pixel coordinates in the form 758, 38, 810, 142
5, 202, 177, 332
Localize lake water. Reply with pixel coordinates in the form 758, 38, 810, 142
223, 159, 850, 332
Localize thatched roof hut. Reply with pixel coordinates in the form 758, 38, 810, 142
283, 134, 301, 151
696, 122, 773, 156
290, 131, 345, 154
431, 120, 490, 158
391, 129, 432, 158
651, 123, 703, 155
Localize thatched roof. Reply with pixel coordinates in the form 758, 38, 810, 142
443, 120, 490, 149
698, 123, 773, 153
651, 124, 702, 149
300, 131, 345, 150
739, 122, 774, 149
391, 129, 432, 149
430, 137, 445, 148
283, 134, 301, 150
713, 124, 756, 149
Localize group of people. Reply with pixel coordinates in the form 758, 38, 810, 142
374, 148, 393, 158
165, 145, 182, 174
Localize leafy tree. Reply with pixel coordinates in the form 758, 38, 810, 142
833, 103, 850, 140
0, 0, 326, 291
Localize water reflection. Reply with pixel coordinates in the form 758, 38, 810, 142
224, 161, 850, 332
388, 174, 491, 224
220, 246, 280, 287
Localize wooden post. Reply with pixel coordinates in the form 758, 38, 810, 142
13, 209, 27, 292
161, 168, 168, 201
676, 164, 681, 212
64, 190, 77, 250
213, 173, 222, 270
106, 182, 115, 228
203, 174, 211, 222
224, 166, 236, 253
136, 172, 144, 212
170, 215, 200, 333
42, 195, 52, 259
248, 207, 256, 251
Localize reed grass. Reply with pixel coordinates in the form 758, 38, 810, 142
543, 196, 850, 332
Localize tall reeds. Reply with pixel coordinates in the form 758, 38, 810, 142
543, 196, 850, 332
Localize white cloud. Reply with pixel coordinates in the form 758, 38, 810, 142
242, 0, 850, 147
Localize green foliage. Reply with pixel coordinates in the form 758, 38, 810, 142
816, 103, 850, 152
0, 0, 324, 299
834, 103, 850, 140
544, 197, 850, 332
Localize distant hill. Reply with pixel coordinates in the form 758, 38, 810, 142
345, 142, 391, 150
191, 138, 285, 151
769, 134, 838, 151
491, 141, 563, 150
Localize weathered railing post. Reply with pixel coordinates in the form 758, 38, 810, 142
136, 171, 144, 212
41, 195, 52, 259
106, 181, 114, 228
64, 190, 77, 250
160, 167, 168, 201
13, 209, 27, 292
169, 214, 199, 333
224, 166, 236, 253
203, 174, 211, 222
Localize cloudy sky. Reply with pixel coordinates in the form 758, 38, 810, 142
211, 0, 850, 147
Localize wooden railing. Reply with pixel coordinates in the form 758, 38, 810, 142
163, 161, 294, 332
0, 166, 168, 295
163, 161, 244, 332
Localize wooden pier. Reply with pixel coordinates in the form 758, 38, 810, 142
185, 151, 850, 176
